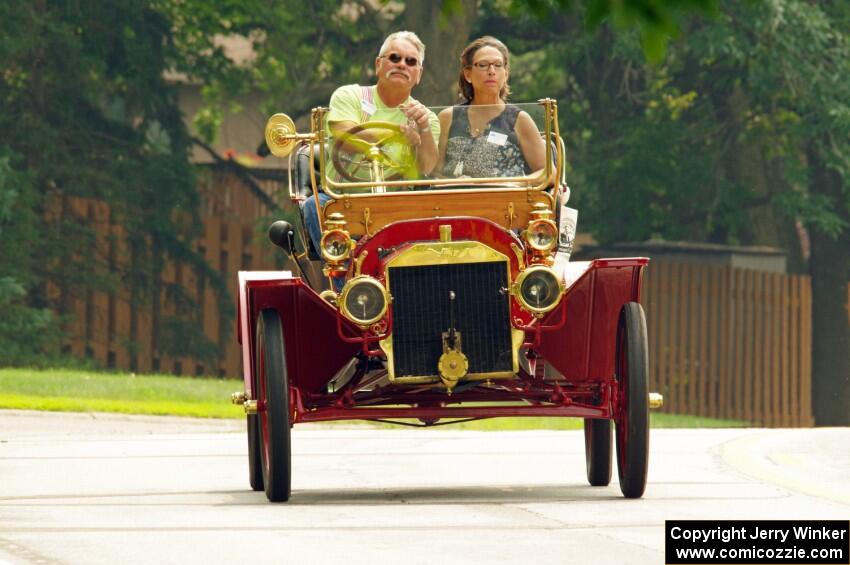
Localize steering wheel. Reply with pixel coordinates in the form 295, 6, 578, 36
331, 121, 415, 183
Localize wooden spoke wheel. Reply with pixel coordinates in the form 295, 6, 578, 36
584, 418, 612, 486
614, 302, 650, 498
331, 121, 412, 182
256, 309, 292, 502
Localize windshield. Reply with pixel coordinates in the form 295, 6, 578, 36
319, 102, 554, 194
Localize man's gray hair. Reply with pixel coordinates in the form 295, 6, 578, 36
378, 31, 426, 64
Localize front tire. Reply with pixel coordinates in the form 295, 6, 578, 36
614, 302, 649, 499
584, 418, 612, 486
257, 309, 292, 502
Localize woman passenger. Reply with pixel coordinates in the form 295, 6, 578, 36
436, 36, 546, 179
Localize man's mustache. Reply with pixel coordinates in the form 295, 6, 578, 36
384, 69, 410, 80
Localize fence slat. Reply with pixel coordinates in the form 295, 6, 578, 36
656, 261, 671, 413
770, 272, 782, 426
801, 277, 813, 425
780, 275, 791, 427
750, 271, 761, 425
733, 269, 746, 421
687, 263, 699, 415
706, 266, 719, 419
789, 276, 801, 426
224, 219, 244, 378
696, 265, 708, 417
674, 262, 688, 414
742, 269, 754, 424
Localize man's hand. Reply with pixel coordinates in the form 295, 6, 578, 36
398, 100, 436, 175
399, 121, 422, 146
399, 100, 431, 133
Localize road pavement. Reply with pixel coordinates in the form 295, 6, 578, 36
0, 410, 847, 564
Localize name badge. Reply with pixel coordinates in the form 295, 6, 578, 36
487, 131, 508, 146
360, 98, 376, 116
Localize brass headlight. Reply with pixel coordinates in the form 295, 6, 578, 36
320, 229, 352, 262
339, 276, 388, 326
513, 266, 565, 315
524, 219, 558, 253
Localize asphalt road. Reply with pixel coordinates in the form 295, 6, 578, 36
0, 410, 847, 565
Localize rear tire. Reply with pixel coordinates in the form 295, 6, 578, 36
247, 414, 263, 491
614, 302, 649, 499
584, 418, 612, 486
257, 309, 292, 502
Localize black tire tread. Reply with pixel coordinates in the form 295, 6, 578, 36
584, 418, 612, 486
258, 309, 292, 502
616, 302, 649, 499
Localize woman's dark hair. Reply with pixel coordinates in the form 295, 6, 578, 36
457, 36, 511, 103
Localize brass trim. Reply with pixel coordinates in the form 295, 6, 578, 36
264, 113, 315, 157
385, 240, 511, 269
530, 202, 554, 220
382, 325, 523, 385
243, 400, 258, 415
266, 101, 563, 228
318, 289, 338, 306
362, 207, 373, 236
511, 265, 566, 316
439, 224, 452, 242
338, 275, 389, 327
506, 202, 516, 229
316, 99, 560, 196
649, 393, 664, 409
380, 241, 523, 386
524, 218, 558, 253
231, 391, 248, 405
320, 228, 352, 263
353, 249, 368, 277
438, 331, 468, 392
510, 243, 526, 270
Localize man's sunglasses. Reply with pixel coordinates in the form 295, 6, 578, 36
382, 53, 419, 67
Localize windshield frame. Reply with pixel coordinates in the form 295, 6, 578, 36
310, 98, 562, 197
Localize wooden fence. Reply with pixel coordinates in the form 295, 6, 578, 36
64, 168, 287, 378
642, 261, 814, 427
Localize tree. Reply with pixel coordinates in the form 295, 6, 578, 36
0, 0, 241, 366
492, 0, 850, 424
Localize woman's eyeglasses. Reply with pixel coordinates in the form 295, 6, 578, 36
470, 61, 505, 71
382, 53, 419, 67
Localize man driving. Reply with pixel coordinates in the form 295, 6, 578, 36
303, 31, 440, 255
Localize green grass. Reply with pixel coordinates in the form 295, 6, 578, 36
0, 368, 243, 419
0, 368, 748, 428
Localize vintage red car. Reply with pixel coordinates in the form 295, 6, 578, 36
231, 100, 662, 502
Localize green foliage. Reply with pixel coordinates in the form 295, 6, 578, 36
0, 0, 238, 366
0, 151, 60, 363
159, 316, 221, 364
485, 0, 850, 247
508, 0, 720, 62
0, 277, 57, 365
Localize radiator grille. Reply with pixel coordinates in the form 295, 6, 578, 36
388, 261, 513, 377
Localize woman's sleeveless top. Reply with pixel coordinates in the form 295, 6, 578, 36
441, 104, 529, 179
